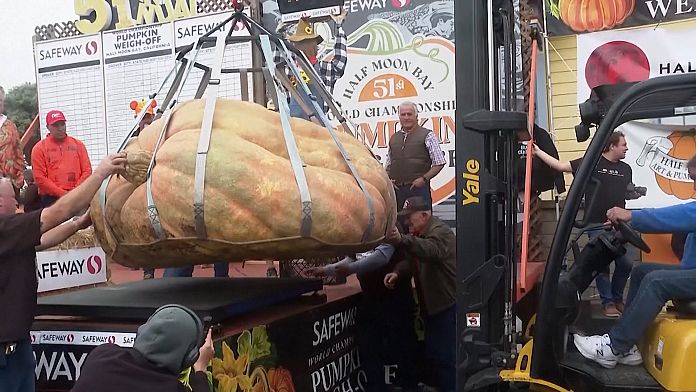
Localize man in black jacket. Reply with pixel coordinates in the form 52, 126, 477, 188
72, 305, 214, 392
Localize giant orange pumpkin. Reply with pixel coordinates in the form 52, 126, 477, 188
90, 99, 396, 267
655, 131, 696, 200
558, 0, 635, 32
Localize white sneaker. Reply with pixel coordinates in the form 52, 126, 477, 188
573, 334, 618, 368
617, 345, 643, 366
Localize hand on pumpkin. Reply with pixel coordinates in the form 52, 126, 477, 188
73, 209, 92, 230
606, 207, 632, 225
94, 152, 128, 179
384, 272, 399, 290
193, 329, 214, 373
386, 226, 402, 245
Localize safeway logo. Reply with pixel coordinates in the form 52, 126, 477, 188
87, 255, 102, 275
108, 335, 116, 344
41, 333, 74, 343
31, 333, 37, 343
85, 41, 98, 55
390, 0, 410, 7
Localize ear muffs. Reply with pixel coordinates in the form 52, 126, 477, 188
149, 304, 204, 371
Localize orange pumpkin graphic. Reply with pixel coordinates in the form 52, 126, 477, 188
655, 131, 696, 200
558, 0, 635, 32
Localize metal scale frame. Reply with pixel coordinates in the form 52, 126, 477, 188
98, 2, 376, 270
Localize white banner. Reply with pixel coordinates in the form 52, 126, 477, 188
36, 247, 107, 293
576, 23, 696, 208
621, 122, 696, 208
577, 22, 696, 104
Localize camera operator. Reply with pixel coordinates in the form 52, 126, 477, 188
534, 131, 633, 317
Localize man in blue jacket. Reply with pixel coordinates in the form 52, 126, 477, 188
574, 154, 696, 369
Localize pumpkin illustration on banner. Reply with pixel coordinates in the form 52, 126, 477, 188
548, 0, 635, 32
655, 131, 696, 200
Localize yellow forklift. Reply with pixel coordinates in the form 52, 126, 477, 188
455, 1, 696, 390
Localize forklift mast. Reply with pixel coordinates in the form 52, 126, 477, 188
455, 0, 524, 387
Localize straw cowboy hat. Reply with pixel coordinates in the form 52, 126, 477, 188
287, 19, 324, 44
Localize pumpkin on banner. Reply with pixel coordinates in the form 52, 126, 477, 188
549, 0, 635, 32
655, 131, 696, 200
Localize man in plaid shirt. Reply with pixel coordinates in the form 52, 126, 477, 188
387, 102, 446, 211
273, 13, 347, 120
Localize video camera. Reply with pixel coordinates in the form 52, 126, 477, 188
626, 183, 647, 200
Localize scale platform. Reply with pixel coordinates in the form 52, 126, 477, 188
36, 277, 324, 324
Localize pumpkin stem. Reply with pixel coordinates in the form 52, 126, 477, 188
547, 0, 561, 19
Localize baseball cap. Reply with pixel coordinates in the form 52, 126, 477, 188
398, 196, 431, 216
46, 110, 66, 125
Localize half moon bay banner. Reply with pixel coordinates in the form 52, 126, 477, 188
325, 0, 456, 205
576, 22, 696, 208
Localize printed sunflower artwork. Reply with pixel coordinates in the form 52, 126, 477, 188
209, 326, 296, 392
178, 325, 295, 392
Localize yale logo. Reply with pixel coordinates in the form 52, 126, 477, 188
462, 159, 480, 205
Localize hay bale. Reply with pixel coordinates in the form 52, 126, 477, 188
49, 226, 98, 251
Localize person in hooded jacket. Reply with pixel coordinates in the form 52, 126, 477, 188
71, 305, 214, 392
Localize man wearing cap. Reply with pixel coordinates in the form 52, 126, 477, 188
32, 110, 92, 207
385, 196, 456, 392
0, 86, 25, 200
72, 305, 214, 392
274, 12, 348, 121
387, 102, 446, 211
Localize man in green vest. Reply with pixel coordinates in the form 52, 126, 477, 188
386, 102, 446, 211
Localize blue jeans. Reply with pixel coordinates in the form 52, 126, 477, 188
609, 263, 696, 353
163, 262, 229, 278
588, 230, 634, 305
0, 340, 34, 392
395, 183, 432, 213
424, 305, 456, 392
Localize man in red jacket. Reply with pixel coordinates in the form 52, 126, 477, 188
32, 110, 92, 207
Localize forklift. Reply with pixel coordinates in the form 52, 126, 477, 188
455, 1, 696, 391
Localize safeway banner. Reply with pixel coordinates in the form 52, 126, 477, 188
577, 22, 696, 208
36, 247, 107, 292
